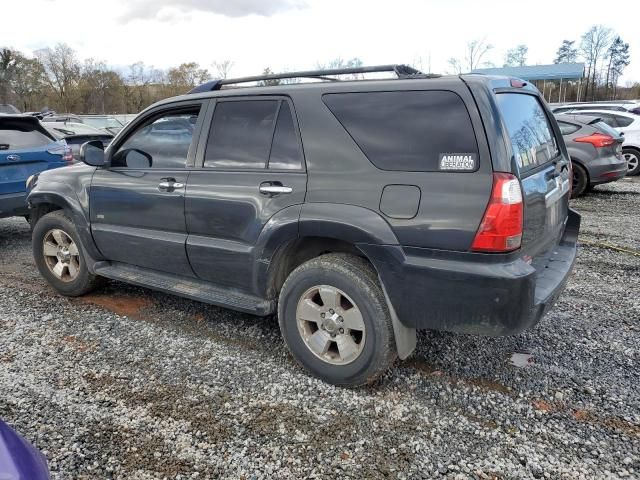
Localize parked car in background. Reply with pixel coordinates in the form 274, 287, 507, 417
78, 115, 124, 135
41, 114, 83, 124
554, 114, 626, 196
43, 121, 113, 160
550, 101, 640, 115
112, 113, 139, 126
0, 104, 21, 114
26, 67, 579, 386
0, 419, 50, 479
562, 110, 640, 176
0, 115, 72, 219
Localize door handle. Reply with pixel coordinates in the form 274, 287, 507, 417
158, 178, 184, 191
259, 184, 293, 195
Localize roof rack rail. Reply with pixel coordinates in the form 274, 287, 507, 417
188, 64, 424, 94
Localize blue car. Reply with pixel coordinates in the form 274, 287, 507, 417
0, 420, 49, 479
0, 115, 72, 219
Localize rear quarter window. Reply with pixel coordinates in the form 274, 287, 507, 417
557, 121, 580, 136
323, 90, 478, 172
496, 93, 559, 173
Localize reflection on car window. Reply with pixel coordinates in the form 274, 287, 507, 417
268, 102, 304, 170
496, 93, 559, 172
557, 121, 579, 136
204, 100, 278, 169
112, 109, 199, 168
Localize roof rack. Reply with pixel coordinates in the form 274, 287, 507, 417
188, 64, 425, 94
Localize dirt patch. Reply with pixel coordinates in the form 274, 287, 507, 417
408, 358, 514, 396
532, 400, 556, 413
77, 294, 154, 320
61, 335, 98, 353
574, 409, 640, 437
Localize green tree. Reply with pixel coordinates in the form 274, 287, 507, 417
554, 40, 578, 63
11, 54, 47, 111
504, 45, 528, 67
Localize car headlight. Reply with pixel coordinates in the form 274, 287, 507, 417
26, 174, 38, 190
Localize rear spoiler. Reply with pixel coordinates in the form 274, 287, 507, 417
0, 115, 56, 141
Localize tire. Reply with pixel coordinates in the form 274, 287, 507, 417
623, 148, 640, 176
32, 210, 102, 296
278, 253, 396, 386
571, 162, 588, 197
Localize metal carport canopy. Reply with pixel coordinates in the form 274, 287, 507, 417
470, 63, 585, 81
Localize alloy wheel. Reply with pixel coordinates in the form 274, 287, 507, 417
43, 229, 81, 282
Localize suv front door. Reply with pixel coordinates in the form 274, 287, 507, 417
90, 102, 206, 276
185, 97, 307, 293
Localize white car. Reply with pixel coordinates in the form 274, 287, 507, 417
562, 110, 640, 176
551, 101, 640, 116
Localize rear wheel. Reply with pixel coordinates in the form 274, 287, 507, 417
32, 210, 102, 296
571, 162, 589, 197
623, 148, 640, 176
278, 253, 396, 386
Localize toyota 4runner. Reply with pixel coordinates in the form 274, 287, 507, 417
26, 65, 580, 386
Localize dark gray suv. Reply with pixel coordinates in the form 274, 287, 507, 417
26, 65, 580, 386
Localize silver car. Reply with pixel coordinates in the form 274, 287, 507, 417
555, 114, 627, 197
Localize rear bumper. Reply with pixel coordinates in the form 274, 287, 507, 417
586, 155, 628, 185
359, 209, 581, 336
0, 192, 29, 218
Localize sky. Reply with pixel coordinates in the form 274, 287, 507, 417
2, 0, 639, 84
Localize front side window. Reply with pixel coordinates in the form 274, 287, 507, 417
496, 93, 559, 173
112, 108, 200, 169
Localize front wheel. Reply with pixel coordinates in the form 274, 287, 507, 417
623, 148, 640, 176
32, 210, 102, 296
278, 253, 397, 386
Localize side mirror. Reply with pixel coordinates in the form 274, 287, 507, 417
80, 140, 106, 167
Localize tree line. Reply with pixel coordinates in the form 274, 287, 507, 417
445, 24, 634, 101
0, 25, 636, 115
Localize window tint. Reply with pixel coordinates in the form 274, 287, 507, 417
205, 100, 278, 169
496, 93, 559, 172
269, 102, 303, 170
0, 129, 54, 149
557, 121, 580, 136
112, 109, 199, 169
323, 91, 478, 171
613, 115, 633, 127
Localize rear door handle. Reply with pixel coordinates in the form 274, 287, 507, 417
259, 183, 292, 195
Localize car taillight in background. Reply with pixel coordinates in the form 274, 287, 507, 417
574, 133, 615, 148
47, 143, 74, 162
471, 172, 523, 253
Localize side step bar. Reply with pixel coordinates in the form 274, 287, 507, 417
94, 262, 274, 316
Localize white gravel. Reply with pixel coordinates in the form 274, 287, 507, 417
0, 177, 639, 479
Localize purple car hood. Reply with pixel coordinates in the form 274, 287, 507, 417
0, 421, 49, 480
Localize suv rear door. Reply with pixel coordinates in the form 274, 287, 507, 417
185, 96, 307, 292
495, 91, 570, 257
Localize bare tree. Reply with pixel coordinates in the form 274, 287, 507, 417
448, 39, 493, 73
35, 43, 80, 112
212, 60, 234, 79
580, 25, 613, 100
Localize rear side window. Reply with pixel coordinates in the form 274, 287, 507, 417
323, 90, 478, 172
204, 99, 303, 170
0, 129, 54, 150
557, 121, 580, 136
496, 93, 559, 173
613, 115, 633, 128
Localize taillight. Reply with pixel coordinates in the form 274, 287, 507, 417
471, 172, 523, 253
574, 133, 615, 148
47, 143, 73, 162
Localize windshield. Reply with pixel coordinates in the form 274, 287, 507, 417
82, 117, 123, 129
496, 93, 559, 173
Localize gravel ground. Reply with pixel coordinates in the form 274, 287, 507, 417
0, 177, 639, 480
